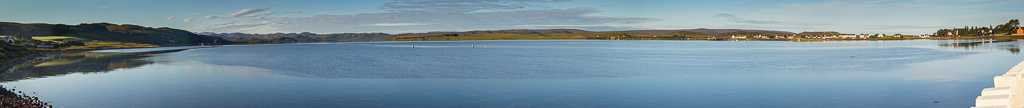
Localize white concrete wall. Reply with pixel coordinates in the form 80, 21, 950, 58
974, 61, 1024, 108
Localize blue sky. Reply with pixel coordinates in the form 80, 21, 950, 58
1, 0, 1021, 35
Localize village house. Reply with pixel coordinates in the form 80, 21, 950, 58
732, 35, 746, 39
838, 34, 856, 39
1018, 27, 1023, 34
876, 34, 885, 37
28, 40, 55, 48
0, 36, 15, 43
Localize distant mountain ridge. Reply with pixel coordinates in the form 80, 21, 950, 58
389, 28, 795, 36
199, 28, 796, 43
196, 32, 394, 44
204, 28, 795, 38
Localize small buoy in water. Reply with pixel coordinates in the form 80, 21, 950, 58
484, 46, 486, 48
472, 45, 475, 48
412, 45, 415, 48
933, 101, 939, 103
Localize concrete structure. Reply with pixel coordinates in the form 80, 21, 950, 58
972, 61, 1024, 108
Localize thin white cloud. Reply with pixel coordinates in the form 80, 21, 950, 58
370, 23, 426, 26
183, 18, 195, 23
285, 11, 303, 14
204, 15, 220, 19
381, 0, 572, 12
713, 13, 830, 26
189, 13, 202, 16
194, 0, 663, 33
243, 10, 275, 17
166, 16, 175, 20
222, 5, 275, 19
197, 7, 657, 33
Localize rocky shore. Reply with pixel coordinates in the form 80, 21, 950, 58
0, 85, 50, 108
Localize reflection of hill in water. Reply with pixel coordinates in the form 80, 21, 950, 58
0, 50, 185, 82
178, 42, 976, 79
939, 40, 1020, 54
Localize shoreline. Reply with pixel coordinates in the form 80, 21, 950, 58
383, 36, 1024, 42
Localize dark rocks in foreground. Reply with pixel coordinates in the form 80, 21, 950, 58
0, 85, 50, 108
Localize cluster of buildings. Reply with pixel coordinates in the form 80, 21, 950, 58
730, 33, 931, 39
0, 36, 56, 48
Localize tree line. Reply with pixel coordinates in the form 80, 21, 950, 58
935, 19, 1019, 36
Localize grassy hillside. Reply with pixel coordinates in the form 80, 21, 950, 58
0, 44, 39, 60
0, 22, 225, 45
31, 36, 88, 42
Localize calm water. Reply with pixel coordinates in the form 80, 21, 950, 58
2, 40, 1022, 108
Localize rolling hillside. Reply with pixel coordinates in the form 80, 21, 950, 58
0, 22, 224, 45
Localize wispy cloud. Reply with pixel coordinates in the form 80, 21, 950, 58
204, 15, 220, 19
197, 7, 657, 33
370, 23, 426, 26
188, 13, 202, 16
713, 13, 830, 26
194, 0, 659, 33
243, 10, 275, 17
530, 25, 648, 31
381, 0, 572, 12
222, 5, 275, 19
183, 18, 195, 23
166, 16, 175, 21
285, 11, 303, 14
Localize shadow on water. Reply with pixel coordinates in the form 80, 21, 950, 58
0, 50, 187, 82
938, 39, 1021, 54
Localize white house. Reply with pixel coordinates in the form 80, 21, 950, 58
732, 35, 746, 38
0, 36, 15, 43
838, 34, 856, 39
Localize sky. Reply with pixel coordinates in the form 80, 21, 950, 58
1, 0, 1022, 35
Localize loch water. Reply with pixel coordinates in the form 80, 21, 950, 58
2, 40, 1022, 108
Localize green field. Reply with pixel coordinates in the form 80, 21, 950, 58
31, 36, 89, 41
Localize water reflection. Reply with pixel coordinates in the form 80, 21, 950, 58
938, 39, 1020, 54
0, 50, 185, 82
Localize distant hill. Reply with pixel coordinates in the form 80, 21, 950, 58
198, 32, 394, 44
392, 28, 794, 36
208, 28, 797, 43
394, 29, 594, 36
0, 22, 223, 45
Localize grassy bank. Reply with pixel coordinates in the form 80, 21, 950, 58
0, 45, 40, 60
